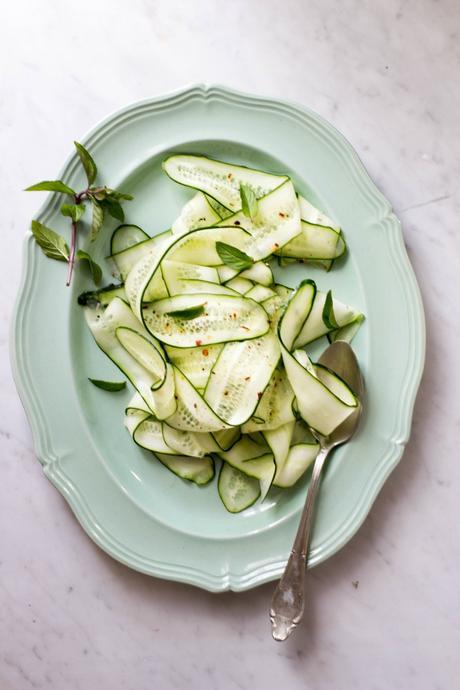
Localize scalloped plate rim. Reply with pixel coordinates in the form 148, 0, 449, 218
10, 84, 426, 592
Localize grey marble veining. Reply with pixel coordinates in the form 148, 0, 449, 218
1, 1, 459, 689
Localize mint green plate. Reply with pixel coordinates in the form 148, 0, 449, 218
11, 85, 425, 591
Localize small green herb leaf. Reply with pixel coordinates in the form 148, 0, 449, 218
322, 290, 339, 330
90, 199, 104, 241
240, 183, 258, 219
106, 188, 134, 201
90, 186, 108, 201
61, 203, 86, 222
88, 187, 132, 214
77, 283, 122, 306
25, 180, 76, 195
31, 220, 70, 262
166, 305, 206, 320
77, 250, 103, 285
74, 141, 97, 186
88, 378, 126, 391
216, 241, 253, 272
103, 198, 125, 222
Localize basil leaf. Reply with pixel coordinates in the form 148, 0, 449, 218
77, 250, 102, 285
61, 203, 86, 223
90, 199, 104, 241
77, 283, 122, 306
91, 186, 108, 201
106, 188, 134, 201
166, 305, 206, 320
31, 220, 69, 262
74, 141, 97, 186
88, 378, 126, 391
25, 180, 76, 195
89, 187, 132, 212
216, 241, 253, 272
322, 290, 339, 329
103, 198, 125, 222
240, 183, 258, 219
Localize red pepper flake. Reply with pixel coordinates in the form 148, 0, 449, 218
195, 339, 202, 346
202, 348, 209, 357
279, 212, 285, 218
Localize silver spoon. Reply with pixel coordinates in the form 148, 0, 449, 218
270, 341, 364, 641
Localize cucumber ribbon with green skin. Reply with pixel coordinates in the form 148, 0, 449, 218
81, 154, 364, 513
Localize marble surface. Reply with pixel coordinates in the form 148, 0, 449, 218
1, 0, 459, 688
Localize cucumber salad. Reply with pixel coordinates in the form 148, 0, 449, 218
79, 154, 364, 513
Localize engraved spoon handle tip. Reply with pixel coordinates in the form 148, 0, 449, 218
269, 445, 330, 640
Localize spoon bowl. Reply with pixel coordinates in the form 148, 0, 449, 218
314, 341, 364, 447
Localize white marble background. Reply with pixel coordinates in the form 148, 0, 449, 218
1, 1, 459, 688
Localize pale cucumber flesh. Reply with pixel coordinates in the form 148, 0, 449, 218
79, 153, 364, 513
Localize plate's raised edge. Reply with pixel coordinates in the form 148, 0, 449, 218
43, 460, 286, 593
10, 84, 426, 592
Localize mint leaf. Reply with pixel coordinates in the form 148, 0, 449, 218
74, 141, 97, 186
31, 220, 69, 262
25, 180, 76, 195
61, 203, 86, 222
103, 198, 125, 222
88, 378, 126, 391
166, 305, 206, 320
240, 183, 258, 219
322, 290, 339, 329
216, 241, 253, 272
77, 250, 102, 285
90, 199, 104, 241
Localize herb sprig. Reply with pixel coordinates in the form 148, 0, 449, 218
25, 142, 133, 286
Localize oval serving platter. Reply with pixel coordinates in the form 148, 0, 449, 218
11, 85, 425, 591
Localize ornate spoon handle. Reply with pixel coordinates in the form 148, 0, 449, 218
270, 444, 330, 641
